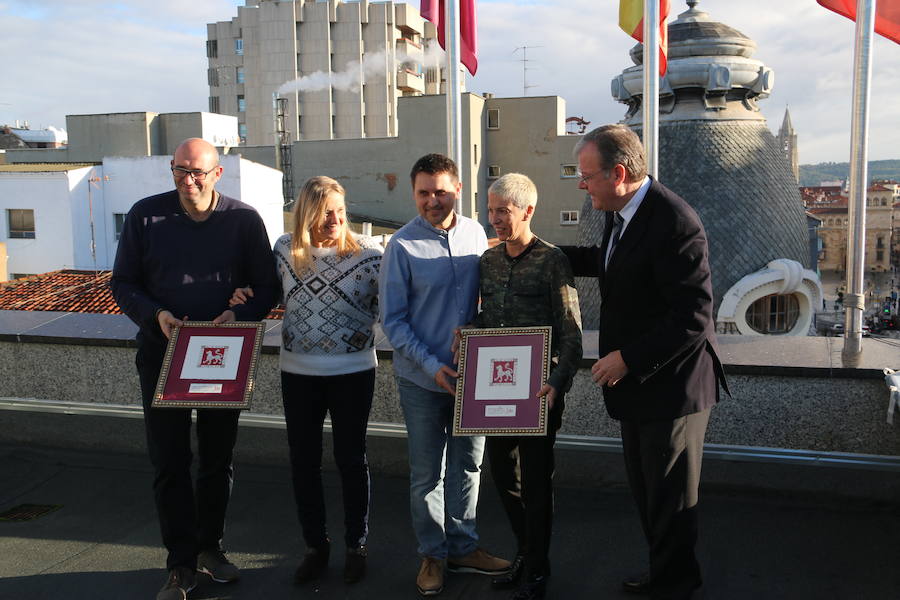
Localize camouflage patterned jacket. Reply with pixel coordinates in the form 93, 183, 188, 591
475, 237, 583, 393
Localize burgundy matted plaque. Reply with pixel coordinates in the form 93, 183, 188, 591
152, 321, 266, 409
453, 326, 552, 436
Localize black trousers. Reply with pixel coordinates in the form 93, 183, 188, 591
137, 346, 241, 570
281, 369, 374, 549
620, 408, 711, 600
486, 396, 564, 578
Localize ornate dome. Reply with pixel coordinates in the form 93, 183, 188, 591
577, 0, 813, 332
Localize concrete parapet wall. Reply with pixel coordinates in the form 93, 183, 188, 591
1, 339, 897, 457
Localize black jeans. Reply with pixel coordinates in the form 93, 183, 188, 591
487, 395, 564, 578
281, 369, 375, 549
137, 346, 241, 570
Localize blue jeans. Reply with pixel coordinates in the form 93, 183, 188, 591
397, 377, 485, 559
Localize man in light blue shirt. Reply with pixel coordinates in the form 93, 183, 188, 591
380, 154, 510, 596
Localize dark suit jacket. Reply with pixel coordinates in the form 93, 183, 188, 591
562, 178, 727, 421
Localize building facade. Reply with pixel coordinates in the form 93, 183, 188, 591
0, 155, 284, 279
808, 185, 895, 274
207, 0, 440, 145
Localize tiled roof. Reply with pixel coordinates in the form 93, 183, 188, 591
0, 269, 284, 319
0, 270, 120, 313
0, 163, 97, 172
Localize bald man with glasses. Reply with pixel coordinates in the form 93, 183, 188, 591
112, 138, 279, 600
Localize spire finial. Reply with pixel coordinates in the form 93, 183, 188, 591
687, 0, 700, 9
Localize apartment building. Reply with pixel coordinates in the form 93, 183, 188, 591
207, 0, 440, 145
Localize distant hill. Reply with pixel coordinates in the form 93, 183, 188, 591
799, 160, 900, 187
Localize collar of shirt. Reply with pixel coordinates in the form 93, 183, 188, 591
413, 213, 458, 237
616, 176, 651, 235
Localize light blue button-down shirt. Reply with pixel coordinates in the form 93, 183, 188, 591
379, 213, 488, 392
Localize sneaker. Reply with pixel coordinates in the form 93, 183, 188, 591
510, 574, 548, 600
344, 545, 367, 584
197, 549, 240, 583
416, 556, 444, 596
294, 543, 330, 584
447, 547, 511, 575
156, 566, 197, 600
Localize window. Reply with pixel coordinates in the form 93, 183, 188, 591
209, 96, 220, 113
235, 39, 244, 56
206, 40, 218, 58
876, 236, 885, 249
7, 209, 35, 239
208, 68, 219, 87
745, 294, 800, 334
113, 213, 127, 240
561, 164, 578, 178
560, 210, 579, 225
487, 108, 499, 130
237, 95, 246, 112
236, 67, 245, 84
473, 144, 478, 164
239, 123, 247, 143
877, 250, 884, 262
487, 165, 500, 179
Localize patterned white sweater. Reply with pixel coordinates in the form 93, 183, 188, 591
274, 233, 383, 376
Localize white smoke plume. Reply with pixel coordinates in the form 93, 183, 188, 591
276, 43, 446, 96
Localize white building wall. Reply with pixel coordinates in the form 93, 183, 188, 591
0, 171, 81, 276
1, 156, 284, 276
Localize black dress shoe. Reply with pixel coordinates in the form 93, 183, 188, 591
343, 545, 367, 584
622, 573, 651, 595
294, 543, 330, 584
491, 554, 524, 589
510, 574, 548, 600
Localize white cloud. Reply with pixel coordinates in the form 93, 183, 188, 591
1, 0, 896, 164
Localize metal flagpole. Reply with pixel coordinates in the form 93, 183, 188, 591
445, 0, 464, 215
642, 0, 660, 178
843, 0, 876, 357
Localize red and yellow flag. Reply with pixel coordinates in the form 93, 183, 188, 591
817, 0, 900, 45
619, 0, 670, 76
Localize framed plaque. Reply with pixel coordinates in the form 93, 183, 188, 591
152, 321, 265, 409
453, 326, 552, 436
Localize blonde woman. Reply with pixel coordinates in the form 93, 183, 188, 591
232, 176, 382, 584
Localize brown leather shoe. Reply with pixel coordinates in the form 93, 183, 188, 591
447, 547, 511, 575
416, 557, 444, 596
294, 543, 329, 584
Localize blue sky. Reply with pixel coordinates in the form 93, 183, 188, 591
1, 0, 897, 164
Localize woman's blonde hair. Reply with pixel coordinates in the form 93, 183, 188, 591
290, 176, 360, 273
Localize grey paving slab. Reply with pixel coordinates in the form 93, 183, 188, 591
0, 444, 898, 600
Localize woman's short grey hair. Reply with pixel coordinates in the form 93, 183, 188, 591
488, 173, 538, 210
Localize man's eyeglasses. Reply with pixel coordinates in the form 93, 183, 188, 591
171, 166, 218, 182
575, 169, 607, 184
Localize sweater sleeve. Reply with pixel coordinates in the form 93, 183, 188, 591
110, 206, 163, 332
229, 211, 279, 322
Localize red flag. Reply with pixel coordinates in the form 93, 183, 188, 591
421, 0, 478, 75
619, 0, 670, 76
817, 0, 900, 45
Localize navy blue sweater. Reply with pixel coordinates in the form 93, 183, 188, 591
111, 190, 279, 352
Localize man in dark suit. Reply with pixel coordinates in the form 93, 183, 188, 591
560, 125, 726, 600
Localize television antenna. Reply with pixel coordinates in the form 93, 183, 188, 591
512, 45, 543, 96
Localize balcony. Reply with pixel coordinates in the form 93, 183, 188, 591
397, 68, 424, 94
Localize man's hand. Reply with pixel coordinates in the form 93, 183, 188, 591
450, 326, 470, 365
434, 364, 459, 395
537, 383, 557, 410
591, 350, 629, 388
212, 309, 237, 324
157, 310, 185, 340
229, 286, 254, 307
